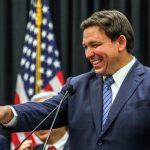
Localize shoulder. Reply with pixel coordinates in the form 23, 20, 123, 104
130, 59, 150, 76
67, 70, 98, 84
61, 70, 101, 96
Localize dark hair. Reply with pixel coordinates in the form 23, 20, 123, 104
80, 10, 134, 53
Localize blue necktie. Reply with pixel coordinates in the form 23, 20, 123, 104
102, 76, 114, 128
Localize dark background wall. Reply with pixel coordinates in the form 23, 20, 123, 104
0, 0, 150, 136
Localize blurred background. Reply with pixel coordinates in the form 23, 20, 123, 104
0, 0, 150, 142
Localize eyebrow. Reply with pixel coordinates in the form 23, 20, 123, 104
82, 41, 102, 47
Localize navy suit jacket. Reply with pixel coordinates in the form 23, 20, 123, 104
0, 134, 9, 150
8, 60, 150, 150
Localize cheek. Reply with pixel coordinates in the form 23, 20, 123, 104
94, 46, 106, 56
106, 46, 118, 59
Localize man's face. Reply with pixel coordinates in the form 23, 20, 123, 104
35, 130, 49, 142
82, 26, 122, 76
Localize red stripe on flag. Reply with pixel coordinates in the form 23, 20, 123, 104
56, 71, 65, 85
24, 132, 37, 147
15, 92, 21, 104
45, 83, 53, 91
11, 133, 20, 147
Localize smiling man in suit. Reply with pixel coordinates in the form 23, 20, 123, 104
0, 10, 150, 150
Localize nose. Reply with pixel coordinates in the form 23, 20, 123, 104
85, 48, 95, 59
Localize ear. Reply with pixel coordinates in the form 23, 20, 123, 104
117, 35, 127, 52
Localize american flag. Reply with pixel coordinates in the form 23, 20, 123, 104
11, 0, 64, 149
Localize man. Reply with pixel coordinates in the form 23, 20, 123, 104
0, 134, 10, 150
0, 10, 150, 150
19, 92, 68, 150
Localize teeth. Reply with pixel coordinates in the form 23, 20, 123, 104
93, 60, 100, 65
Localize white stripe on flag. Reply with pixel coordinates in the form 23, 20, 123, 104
16, 75, 29, 103
49, 75, 63, 92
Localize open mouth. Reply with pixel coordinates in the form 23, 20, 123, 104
92, 59, 103, 68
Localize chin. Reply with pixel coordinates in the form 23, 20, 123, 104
39, 135, 48, 142
94, 69, 104, 76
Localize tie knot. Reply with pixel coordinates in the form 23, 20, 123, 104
104, 76, 114, 86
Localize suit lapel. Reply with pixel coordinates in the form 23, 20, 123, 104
100, 61, 144, 137
90, 75, 103, 136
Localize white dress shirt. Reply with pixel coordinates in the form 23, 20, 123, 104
109, 56, 136, 103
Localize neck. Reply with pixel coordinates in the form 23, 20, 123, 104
120, 53, 133, 68
108, 53, 133, 76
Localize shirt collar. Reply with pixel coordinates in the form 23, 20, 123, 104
46, 132, 68, 150
102, 56, 136, 88
112, 56, 136, 88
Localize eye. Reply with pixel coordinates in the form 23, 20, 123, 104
82, 45, 87, 51
92, 44, 98, 48
91, 44, 100, 48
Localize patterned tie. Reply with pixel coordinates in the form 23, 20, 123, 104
48, 146, 57, 150
102, 76, 114, 128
